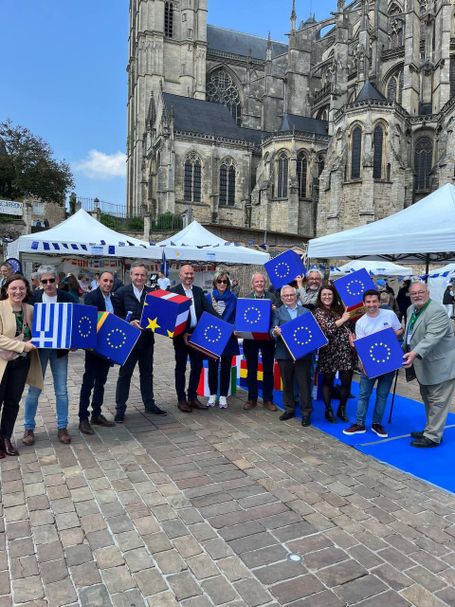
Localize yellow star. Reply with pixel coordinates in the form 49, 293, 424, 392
146, 317, 160, 332
167, 329, 174, 338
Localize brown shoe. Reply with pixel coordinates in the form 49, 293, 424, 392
91, 414, 116, 427
243, 400, 257, 410
178, 400, 192, 413
188, 398, 208, 410
3, 438, 18, 456
79, 420, 95, 435
57, 428, 71, 444
263, 400, 277, 412
22, 430, 35, 446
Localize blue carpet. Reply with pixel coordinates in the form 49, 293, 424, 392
238, 379, 455, 493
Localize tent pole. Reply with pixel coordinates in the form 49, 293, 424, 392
424, 254, 430, 283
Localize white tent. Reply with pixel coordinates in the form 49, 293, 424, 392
330, 260, 413, 277
156, 220, 270, 265
307, 183, 455, 263
7, 209, 158, 260
427, 263, 455, 304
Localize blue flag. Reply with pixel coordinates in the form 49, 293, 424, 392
264, 250, 306, 289
32, 303, 97, 349
279, 312, 328, 361
334, 268, 376, 309
160, 250, 169, 277
189, 312, 233, 359
95, 312, 141, 365
355, 327, 403, 379
234, 298, 272, 340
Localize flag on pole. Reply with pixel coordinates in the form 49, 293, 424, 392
160, 250, 169, 277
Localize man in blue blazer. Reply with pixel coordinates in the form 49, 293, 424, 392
78, 272, 121, 434
272, 285, 313, 426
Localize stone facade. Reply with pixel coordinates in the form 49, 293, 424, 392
127, 0, 455, 241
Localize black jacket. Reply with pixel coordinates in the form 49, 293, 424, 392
171, 283, 217, 332
114, 284, 150, 322
84, 287, 122, 316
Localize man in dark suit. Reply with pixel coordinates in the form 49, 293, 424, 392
114, 262, 166, 422
23, 265, 75, 446
78, 271, 120, 434
271, 285, 313, 427
171, 264, 216, 412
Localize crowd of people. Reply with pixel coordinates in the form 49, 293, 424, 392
0, 259, 452, 457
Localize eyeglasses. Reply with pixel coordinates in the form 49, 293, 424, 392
217, 280, 228, 284
282, 293, 296, 297
410, 291, 426, 296
41, 278, 56, 284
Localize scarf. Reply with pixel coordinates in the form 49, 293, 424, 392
210, 288, 237, 323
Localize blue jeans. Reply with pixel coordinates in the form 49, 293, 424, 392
356, 371, 395, 426
24, 350, 69, 430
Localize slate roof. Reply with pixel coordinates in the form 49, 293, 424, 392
279, 114, 329, 136
207, 25, 288, 60
355, 80, 387, 103
162, 93, 266, 144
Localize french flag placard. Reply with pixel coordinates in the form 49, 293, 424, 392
32, 303, 97, 349
140, 289, 191, 338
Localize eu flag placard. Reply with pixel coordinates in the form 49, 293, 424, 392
354, 327, 403, 379
280, 312, 328, 361
140, 289, 191, 338
95, 312, 141, 365
264, 250, 306, 289
234, 298, 272, 340
32, 303, 97, 349
334, 268, 375, 310
189, 312, 233, 359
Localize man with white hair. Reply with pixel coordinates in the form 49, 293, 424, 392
403, 282, 455, 447
296, 269, 323, 310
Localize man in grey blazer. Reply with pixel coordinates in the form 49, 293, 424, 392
272, 285, 313, 426
403, 282, 455, 447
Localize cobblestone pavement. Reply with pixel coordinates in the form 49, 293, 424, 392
2, 338, 455, 606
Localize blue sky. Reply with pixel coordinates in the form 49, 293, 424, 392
1, 0, 336, 209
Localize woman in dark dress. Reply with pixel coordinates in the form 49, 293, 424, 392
206, 271, 239, 409
314, 284, 357, 422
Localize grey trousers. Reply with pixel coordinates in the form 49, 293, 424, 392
419, 377, 455, 443
278, 357, 312, 417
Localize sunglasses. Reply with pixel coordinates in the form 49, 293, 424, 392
41, 278, 56, 284
217, 279, 228, 284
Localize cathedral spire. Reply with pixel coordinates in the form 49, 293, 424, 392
266, 32, 272, 61
290, 0, 297, 32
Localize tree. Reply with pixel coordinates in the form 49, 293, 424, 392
0, 120, 74, 203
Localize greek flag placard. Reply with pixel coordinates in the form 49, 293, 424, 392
189, 312, 233, 359
32, 303, 98, 349
264, 250, 306, 289
234, 298, 272, 340
334, 268, 376, 309
95, 312, 141, 365
140, 289, 191, 338
355, 327, 403, 379
280, 313, 328, 361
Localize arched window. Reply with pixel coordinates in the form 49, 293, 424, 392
450, 56, 455, 98
387, 77, 397, 102
414, 136, 433, 191
219, 159, 235, 206
390, 19, 404, 48
277, 152, 288, 198
351, 126, 362, 180
373, 125, 384, 180
206, 69, 242, 125
164, 2, 174, 38
296, 152, 308, 198
184, 154, 201, 203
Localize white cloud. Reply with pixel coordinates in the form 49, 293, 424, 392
73, 149, 126, 179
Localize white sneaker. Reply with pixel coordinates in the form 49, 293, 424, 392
207, 395, 217, 407
219, 396, 227, 409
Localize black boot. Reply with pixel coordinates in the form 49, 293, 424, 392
337, 404, 348, 422
325, 405, 336, 423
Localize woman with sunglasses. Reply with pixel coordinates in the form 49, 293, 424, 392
206, 270, 239, 408
0, 275, 42, 457
314, 284, 357, 422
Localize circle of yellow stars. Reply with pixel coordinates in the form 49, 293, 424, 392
369, 342, 392, 364
78, 316, 93, 338
293, 326, 312, 346
346, 279, 364, 297
107, 328, 127, 350
203, 324, 222, 344
275, 262, 290, 279
243, 306, 261, 324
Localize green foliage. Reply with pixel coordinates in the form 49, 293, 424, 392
154, 212, 183, 231
99, 212, 120, 230
0, 120, 74, 204
126, 216, 144, 231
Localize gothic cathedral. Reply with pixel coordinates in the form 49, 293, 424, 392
127, 0, 455, 240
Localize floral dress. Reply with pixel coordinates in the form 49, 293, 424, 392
314, 308, 357, 373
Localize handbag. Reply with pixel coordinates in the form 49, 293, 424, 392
0, 305, 29, 362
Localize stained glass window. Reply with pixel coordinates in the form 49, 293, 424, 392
277, 152, 288, 198
207, 69, 242, 125
351, 127, 362, 180
219, 159, 235, 206
296, 152, 308, 198
184, 154, 202, 203
373, 125, 384, 180
414, 136, 432, 191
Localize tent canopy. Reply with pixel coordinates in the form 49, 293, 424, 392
156, 220, 270, 265
331, 260, 413, 277
7, 209, 157, 259
307, 183, 455, 263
